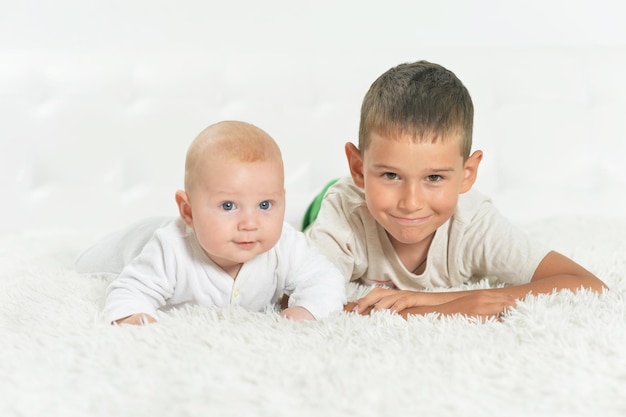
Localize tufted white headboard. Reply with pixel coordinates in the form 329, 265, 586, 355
2, 1, 626, 236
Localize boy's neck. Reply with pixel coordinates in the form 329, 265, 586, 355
389, 232, 435, 273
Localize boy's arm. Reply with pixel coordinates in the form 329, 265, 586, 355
347, 291, 517, 320
355, 251, 607, 318
515, 250, 607, 294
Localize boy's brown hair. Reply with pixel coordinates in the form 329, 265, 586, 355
358, 60, 474, 160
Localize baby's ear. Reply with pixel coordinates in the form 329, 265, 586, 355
460, 150, 483, 193
345, 142, 365, 187
175, 190, 194, 227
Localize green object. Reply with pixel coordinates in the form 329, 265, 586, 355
301, 178, 339, 231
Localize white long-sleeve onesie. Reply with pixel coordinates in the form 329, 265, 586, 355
76, 217, 346, 323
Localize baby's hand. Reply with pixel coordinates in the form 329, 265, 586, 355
280, 306, 315, 321
113, 313, 156, 326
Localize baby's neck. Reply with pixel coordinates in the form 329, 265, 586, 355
221, 263, 243, 279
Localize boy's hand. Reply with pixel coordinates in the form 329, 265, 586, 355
353, 287, 515, 320
344, 301, 373, 315
280, 306, 316, 321
354, 287, 441, 313
398, 292, 516, 320
113, 313, 157, 325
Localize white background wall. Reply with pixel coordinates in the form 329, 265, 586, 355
2, 0, 626, 235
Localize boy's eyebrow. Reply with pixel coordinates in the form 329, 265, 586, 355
372, 164, 456, 172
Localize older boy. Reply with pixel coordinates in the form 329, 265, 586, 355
76, 121, 346, 324
304, 60, 606, 320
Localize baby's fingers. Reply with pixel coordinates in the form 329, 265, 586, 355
113, 313, 156, 326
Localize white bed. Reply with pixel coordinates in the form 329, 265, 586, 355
2, 1, 626, 416
2, 217, 625, 416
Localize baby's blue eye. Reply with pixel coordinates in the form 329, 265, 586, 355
221, 202, 235, 211
259, 201, 272, 210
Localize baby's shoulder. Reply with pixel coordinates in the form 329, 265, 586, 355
152, 217, 190, 239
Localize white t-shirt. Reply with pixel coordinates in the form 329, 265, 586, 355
76, 217, 346, 323
304, 177, 550, 290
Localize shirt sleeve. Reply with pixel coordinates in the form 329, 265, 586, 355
277, 224, 347, 319
455, 200, 551, 286
103, 229, 178, 324
304, 183, 369, 283
75, 217, 172, 275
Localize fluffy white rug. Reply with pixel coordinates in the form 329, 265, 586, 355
1, 217, 626, 417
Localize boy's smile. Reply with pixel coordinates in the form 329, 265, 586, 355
348, 132, 481, 257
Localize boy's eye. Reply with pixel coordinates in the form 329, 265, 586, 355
426, 175, 443, 182
259, 201, 272, 210
383, 172, 400, 180
221, 202, 236, 211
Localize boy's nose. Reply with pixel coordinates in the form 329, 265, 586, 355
400, 183, 424, 211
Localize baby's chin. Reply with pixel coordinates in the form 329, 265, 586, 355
204, 252, 253, 271
227, 245, 272, 263
208, 240, 278, 268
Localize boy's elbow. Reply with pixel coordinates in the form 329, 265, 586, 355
533, 251, 608, 294
584, 274, 609, 293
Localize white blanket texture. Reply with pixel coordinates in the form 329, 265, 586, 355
1, 217, 625, 417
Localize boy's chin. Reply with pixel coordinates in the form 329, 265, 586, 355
386, 228, 433, 246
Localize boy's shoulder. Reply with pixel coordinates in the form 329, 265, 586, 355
457, 188, 492, 208
324, 176, 365, 205
323, 176, 371, 223
453, 189, 498, 226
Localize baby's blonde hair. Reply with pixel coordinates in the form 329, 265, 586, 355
184, 121, 283, 191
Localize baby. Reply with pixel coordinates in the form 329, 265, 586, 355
76, 120, 346, 324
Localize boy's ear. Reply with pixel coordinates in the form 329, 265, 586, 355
175, 190, 194, 227
345, 142, 365, 187
460, 150, 483, 193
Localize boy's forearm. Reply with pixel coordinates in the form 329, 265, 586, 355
398, 305, 446, 318
417, 274, 606, 304
486, 274, 607, 298
397, 275, 606, 319
354, 274, 606, 319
